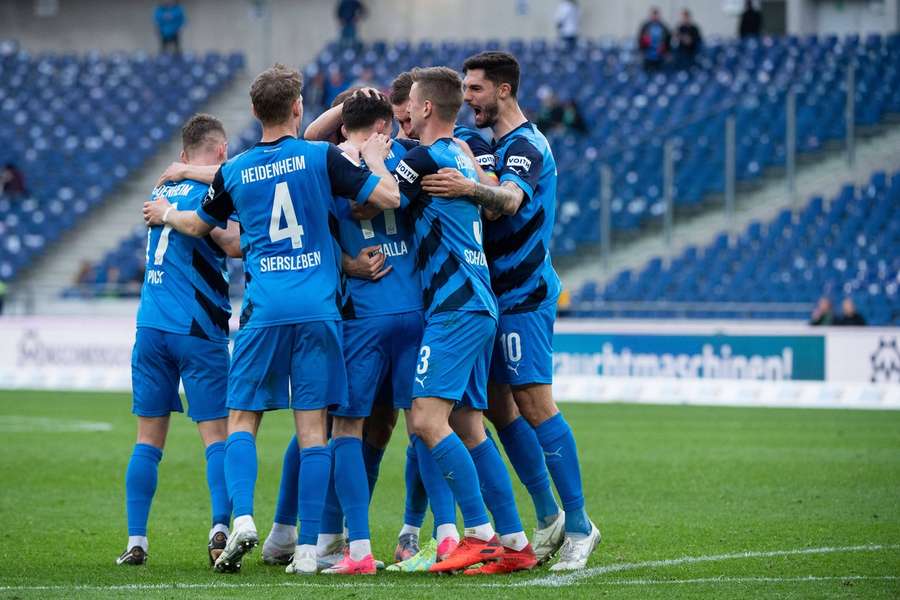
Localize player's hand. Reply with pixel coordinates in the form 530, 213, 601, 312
156, 162, 189, 187
143, 196, 172, 226
344, 245, 392, 281
349, 199, 381, 221
360, 132, 392, 164
421, 168, 475, 198
484, 208, 502, 221
356, 87, 387, 102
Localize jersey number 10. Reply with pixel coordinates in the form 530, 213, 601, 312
269, 181, 305, 249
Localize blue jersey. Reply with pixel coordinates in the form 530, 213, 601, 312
394, 138, 497, 321
136, 179, 231, 342
486, 122, 562, 314
335, 138, 421, 319
198, 135, 380, 328
453, 125, 496, 175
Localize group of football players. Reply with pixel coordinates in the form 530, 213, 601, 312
121, 50, 601, 577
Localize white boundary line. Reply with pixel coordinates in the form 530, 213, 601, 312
520, 543, 900, 587
0, 415, 112, 432
0, 543, 897, 592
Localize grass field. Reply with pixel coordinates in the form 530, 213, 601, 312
0, 390, 898, 599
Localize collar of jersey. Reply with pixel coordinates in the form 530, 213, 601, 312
493, 120, 532, 146
255, 135, 295, 147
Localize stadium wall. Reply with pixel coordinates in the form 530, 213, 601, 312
2, 1, 896, 71
1, 317, 896, 410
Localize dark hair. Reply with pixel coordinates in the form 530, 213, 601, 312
250, 64, 303, 126
462, 51, 520, 97
342, 91, 393, 132
181, 113, 226, 155
332, 86, 362, 108
389, 71, 413, 105
410, 67, 463, 122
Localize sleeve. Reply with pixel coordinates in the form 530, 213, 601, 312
326, 143, 380, 204
391, 146, 439, 209
464, 134, 497, 174
497, 137, 544, 201
394, 138, 420, 152
197, 167, 234, 229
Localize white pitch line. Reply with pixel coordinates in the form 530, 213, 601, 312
519, 542, 900, 587
0, 543, 897, 592
0, 415, 112, 433
599, 575, 900, 586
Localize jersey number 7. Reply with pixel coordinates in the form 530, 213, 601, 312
269, 181, 305, 249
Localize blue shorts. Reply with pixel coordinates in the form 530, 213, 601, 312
228, 321, 348, 412
489, 303, 556, 386
332, 311, 424, 418
413, 311, 497, 409
131, 327, 229, 422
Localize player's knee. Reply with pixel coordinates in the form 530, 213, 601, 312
197, 418, 227, 446
513, 384, 559, 427
363, 417, 395, 449
332, 416, 364, 439
136, 416, 169, 448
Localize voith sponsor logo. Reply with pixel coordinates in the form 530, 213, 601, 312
396, 160, 419, 183
506, 155, 532, 171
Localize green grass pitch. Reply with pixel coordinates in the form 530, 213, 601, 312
0, 390, 898, 599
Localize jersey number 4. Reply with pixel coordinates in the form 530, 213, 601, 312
269, 181, 304, 248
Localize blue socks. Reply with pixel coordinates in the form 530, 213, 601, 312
430, 433, 489, 528
469, 437, 524, 536
498, 416, 560, 527
273, 436, 300, 526
535, 413, 590, 535
204, 441, 231, 528
125, 443, 163, 536
224, 431, 257, 518
404, 439, 427, 527
320, 454, 344, 535
362, 441, 386, 500
333, 437, 370, 542
297, 446, 331, 545
413, 435, 456, 529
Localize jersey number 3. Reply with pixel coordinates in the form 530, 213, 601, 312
269, 181, 304, 248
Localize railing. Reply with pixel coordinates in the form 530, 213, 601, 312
567, 300, 812, 320
589, 65, 861, 269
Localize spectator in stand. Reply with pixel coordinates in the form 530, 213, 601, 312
536, 88, 588, 135
555, 0, 580, 51
336, 0, 367, 47
638, 7, 671, 72
809, 296, 835, 326
739, 0, 763, 39
351, 66, 378, 89
154, 1, 185, 55
836, 298, 866, 326
561, 99, 588, 134
535, 86, 564, 132
1, 162, 27, 197
675, 9, 703, 68
323, 65, 350, 108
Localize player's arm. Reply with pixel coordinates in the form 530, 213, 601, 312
421, 169, 523, 215
155, 162, 217, 187
422, 137, 541, 216
342, 246, 392, 281
304, 103, 344, 142
209, 219, 242, 258
305, 88, 385, 141
327, 134, 400, 210
143, 195, 214, 237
